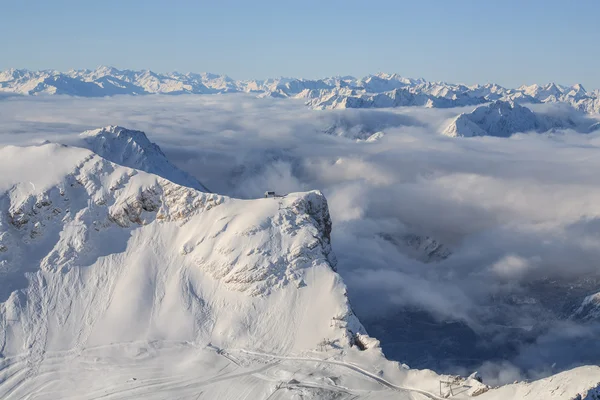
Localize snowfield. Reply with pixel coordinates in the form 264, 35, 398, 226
0, 127, 598, 399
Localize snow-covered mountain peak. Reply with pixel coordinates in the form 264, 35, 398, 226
571, 83, 586, 92
442, 100, 580, 137
483, 99, 518, 112
81, 124, 158, 147
564, 83, 588, 100
94, 65, 120, 75
78, 125, 210, 191
0, 142, 366, 355
519, 82, 565, 102
0, 68, 29, 82
80, 125, 162, 154
0, 141, 338, 302
443, 101, 536, 137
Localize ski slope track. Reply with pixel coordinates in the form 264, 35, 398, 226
0, 129, 598, 399
226, 348, 445, 399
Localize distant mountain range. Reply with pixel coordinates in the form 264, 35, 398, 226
2, 67, 599, 114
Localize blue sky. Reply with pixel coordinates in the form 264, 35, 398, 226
2, 0, 599, 88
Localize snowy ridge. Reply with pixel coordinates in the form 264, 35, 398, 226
306, 87, 485, 110
2, 67, 600, 114
307, 80, 600, 113
77, 125, 210, 191
442, 100, 584, 137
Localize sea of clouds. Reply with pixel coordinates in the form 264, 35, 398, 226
1, 93, 600, 385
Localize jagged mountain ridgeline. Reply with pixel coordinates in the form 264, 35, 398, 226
1, 68, 600, 114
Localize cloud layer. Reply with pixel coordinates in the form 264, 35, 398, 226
1, 94, 600, 384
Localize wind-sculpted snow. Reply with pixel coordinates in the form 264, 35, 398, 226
2, 67, 600, 114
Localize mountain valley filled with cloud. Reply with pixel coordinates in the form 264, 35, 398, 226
2, 2, 600, 397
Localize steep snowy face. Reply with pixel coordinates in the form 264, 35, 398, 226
564, 83, 588, 100
442, 100, 577, 137
0, 143, 365, 358
77, 125, 210, 192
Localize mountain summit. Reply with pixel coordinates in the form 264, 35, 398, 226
442, 101, 578, 137
78, 125, 210, 191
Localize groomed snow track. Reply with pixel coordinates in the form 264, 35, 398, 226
226, 348, 445, 400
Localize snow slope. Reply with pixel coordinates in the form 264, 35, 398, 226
0, 135, 598, 399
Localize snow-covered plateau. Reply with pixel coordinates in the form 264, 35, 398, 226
0, 125, 598, 399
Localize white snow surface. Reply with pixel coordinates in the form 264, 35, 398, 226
2, 67, 600, 114
0, 132, 598, 399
